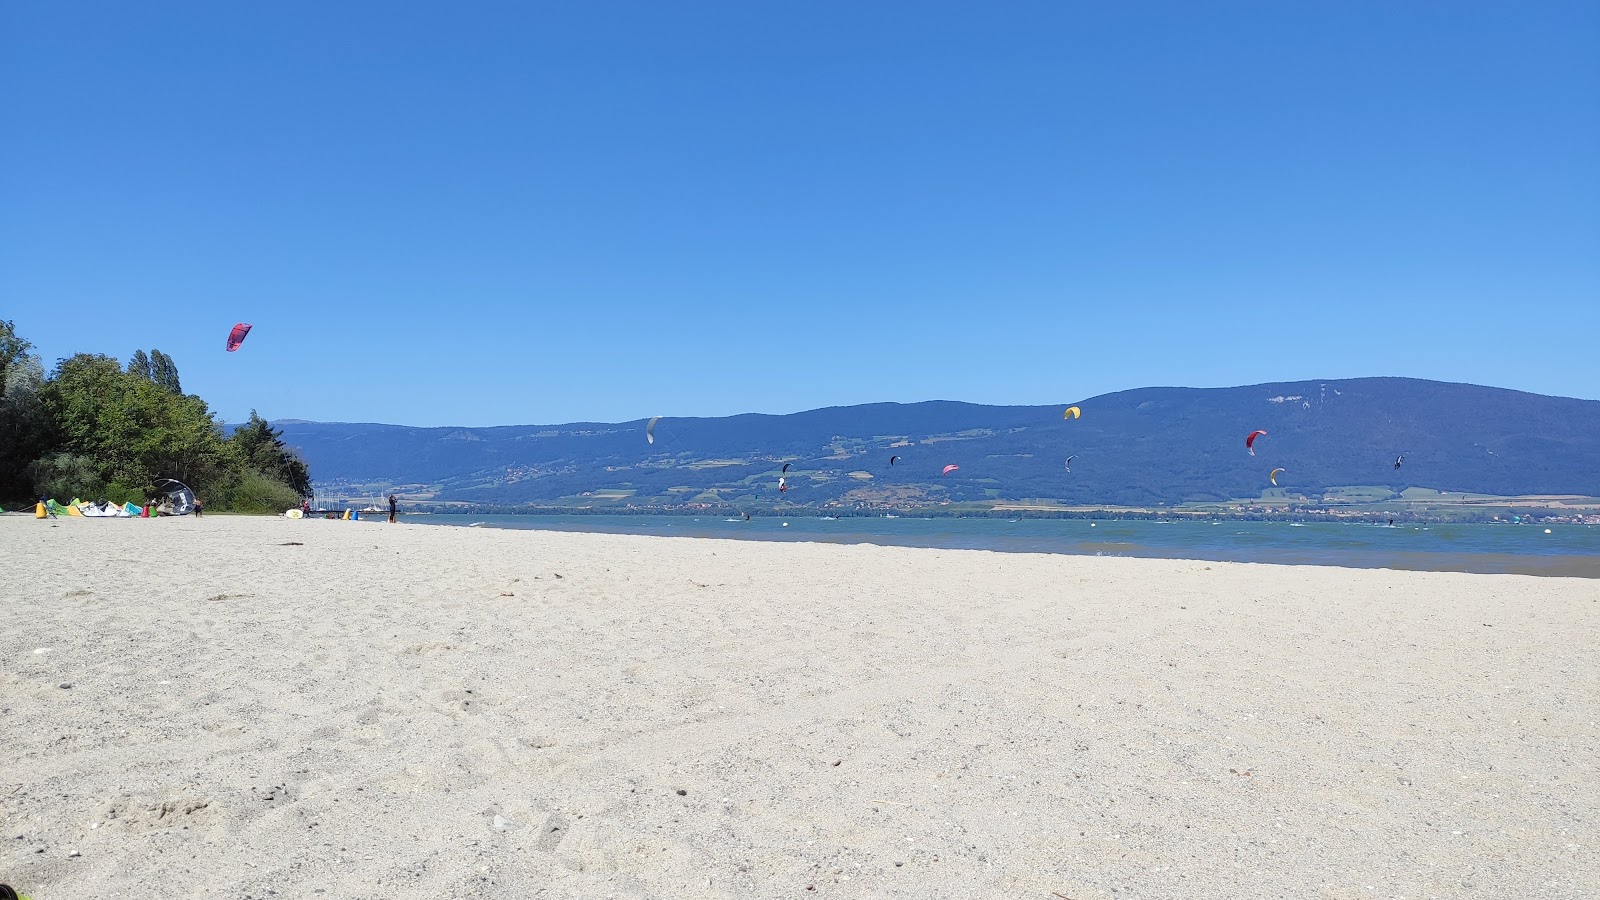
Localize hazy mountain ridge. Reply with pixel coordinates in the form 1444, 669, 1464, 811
275, 378, 1600, 507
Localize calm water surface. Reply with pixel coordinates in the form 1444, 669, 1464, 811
417, 515, 1600, 578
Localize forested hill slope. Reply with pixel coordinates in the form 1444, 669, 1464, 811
276, 377, 1600, 507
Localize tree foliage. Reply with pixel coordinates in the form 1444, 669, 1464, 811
227, 470, 306, 514
128, 350, 153, 381
126, 348, 182, 394
0, 322, 312, 509
0, 320, 53, 500
232, 410, 313, 498
44, 353, 232, 490
28, 453, 104, 501
0, 319, 32, 379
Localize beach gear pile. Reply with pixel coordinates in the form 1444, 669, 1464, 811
36, 479, 198, 519
40, 498, 161, 518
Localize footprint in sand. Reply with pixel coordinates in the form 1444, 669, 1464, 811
102, 793, 216, 832
422, 687, 500, 718
400, 642, 457, 656
535, 811, 570, 852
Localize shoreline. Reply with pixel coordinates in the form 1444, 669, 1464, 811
411, 513, 1600, 579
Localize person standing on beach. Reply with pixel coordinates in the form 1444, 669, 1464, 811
388, 493, 398, 524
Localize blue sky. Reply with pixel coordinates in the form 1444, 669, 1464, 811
3, 2, 1596, 426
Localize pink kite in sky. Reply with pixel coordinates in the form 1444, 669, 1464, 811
226, 322, 253, 352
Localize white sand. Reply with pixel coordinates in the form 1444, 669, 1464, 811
1, 515, 1596, 899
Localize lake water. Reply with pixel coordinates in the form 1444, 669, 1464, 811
417, 514, 1600, 578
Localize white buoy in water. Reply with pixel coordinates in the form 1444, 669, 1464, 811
1090, 523, 1097, 527
782, 522, 789, 527
1545, 528, 1553, 534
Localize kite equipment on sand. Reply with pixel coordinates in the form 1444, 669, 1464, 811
226, 323, 252, 352
155, 478, 197, 516
1246, 430, 1267, 455
78, 499, 131, 517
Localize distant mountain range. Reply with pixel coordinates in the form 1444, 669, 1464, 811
274, 378, 1600, 510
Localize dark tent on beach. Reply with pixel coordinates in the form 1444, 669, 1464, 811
154, 478, 197, 516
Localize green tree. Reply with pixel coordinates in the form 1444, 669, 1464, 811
0, 322, 52, 499
1, 324, 312, 509
231, 410, 313, 497
150, 349, 181, 395
28, 452, 104, 500
128, 350, 154, 381
227, 470, 305, 513
0, 319, 30, 382
44, 353, 231, 492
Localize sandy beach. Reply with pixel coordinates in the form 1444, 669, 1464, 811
2, 515, 1596, 899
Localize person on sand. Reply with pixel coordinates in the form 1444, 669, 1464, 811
302, 498, 311, 517
388, 493, 398, 524
193, 497, 204, 517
